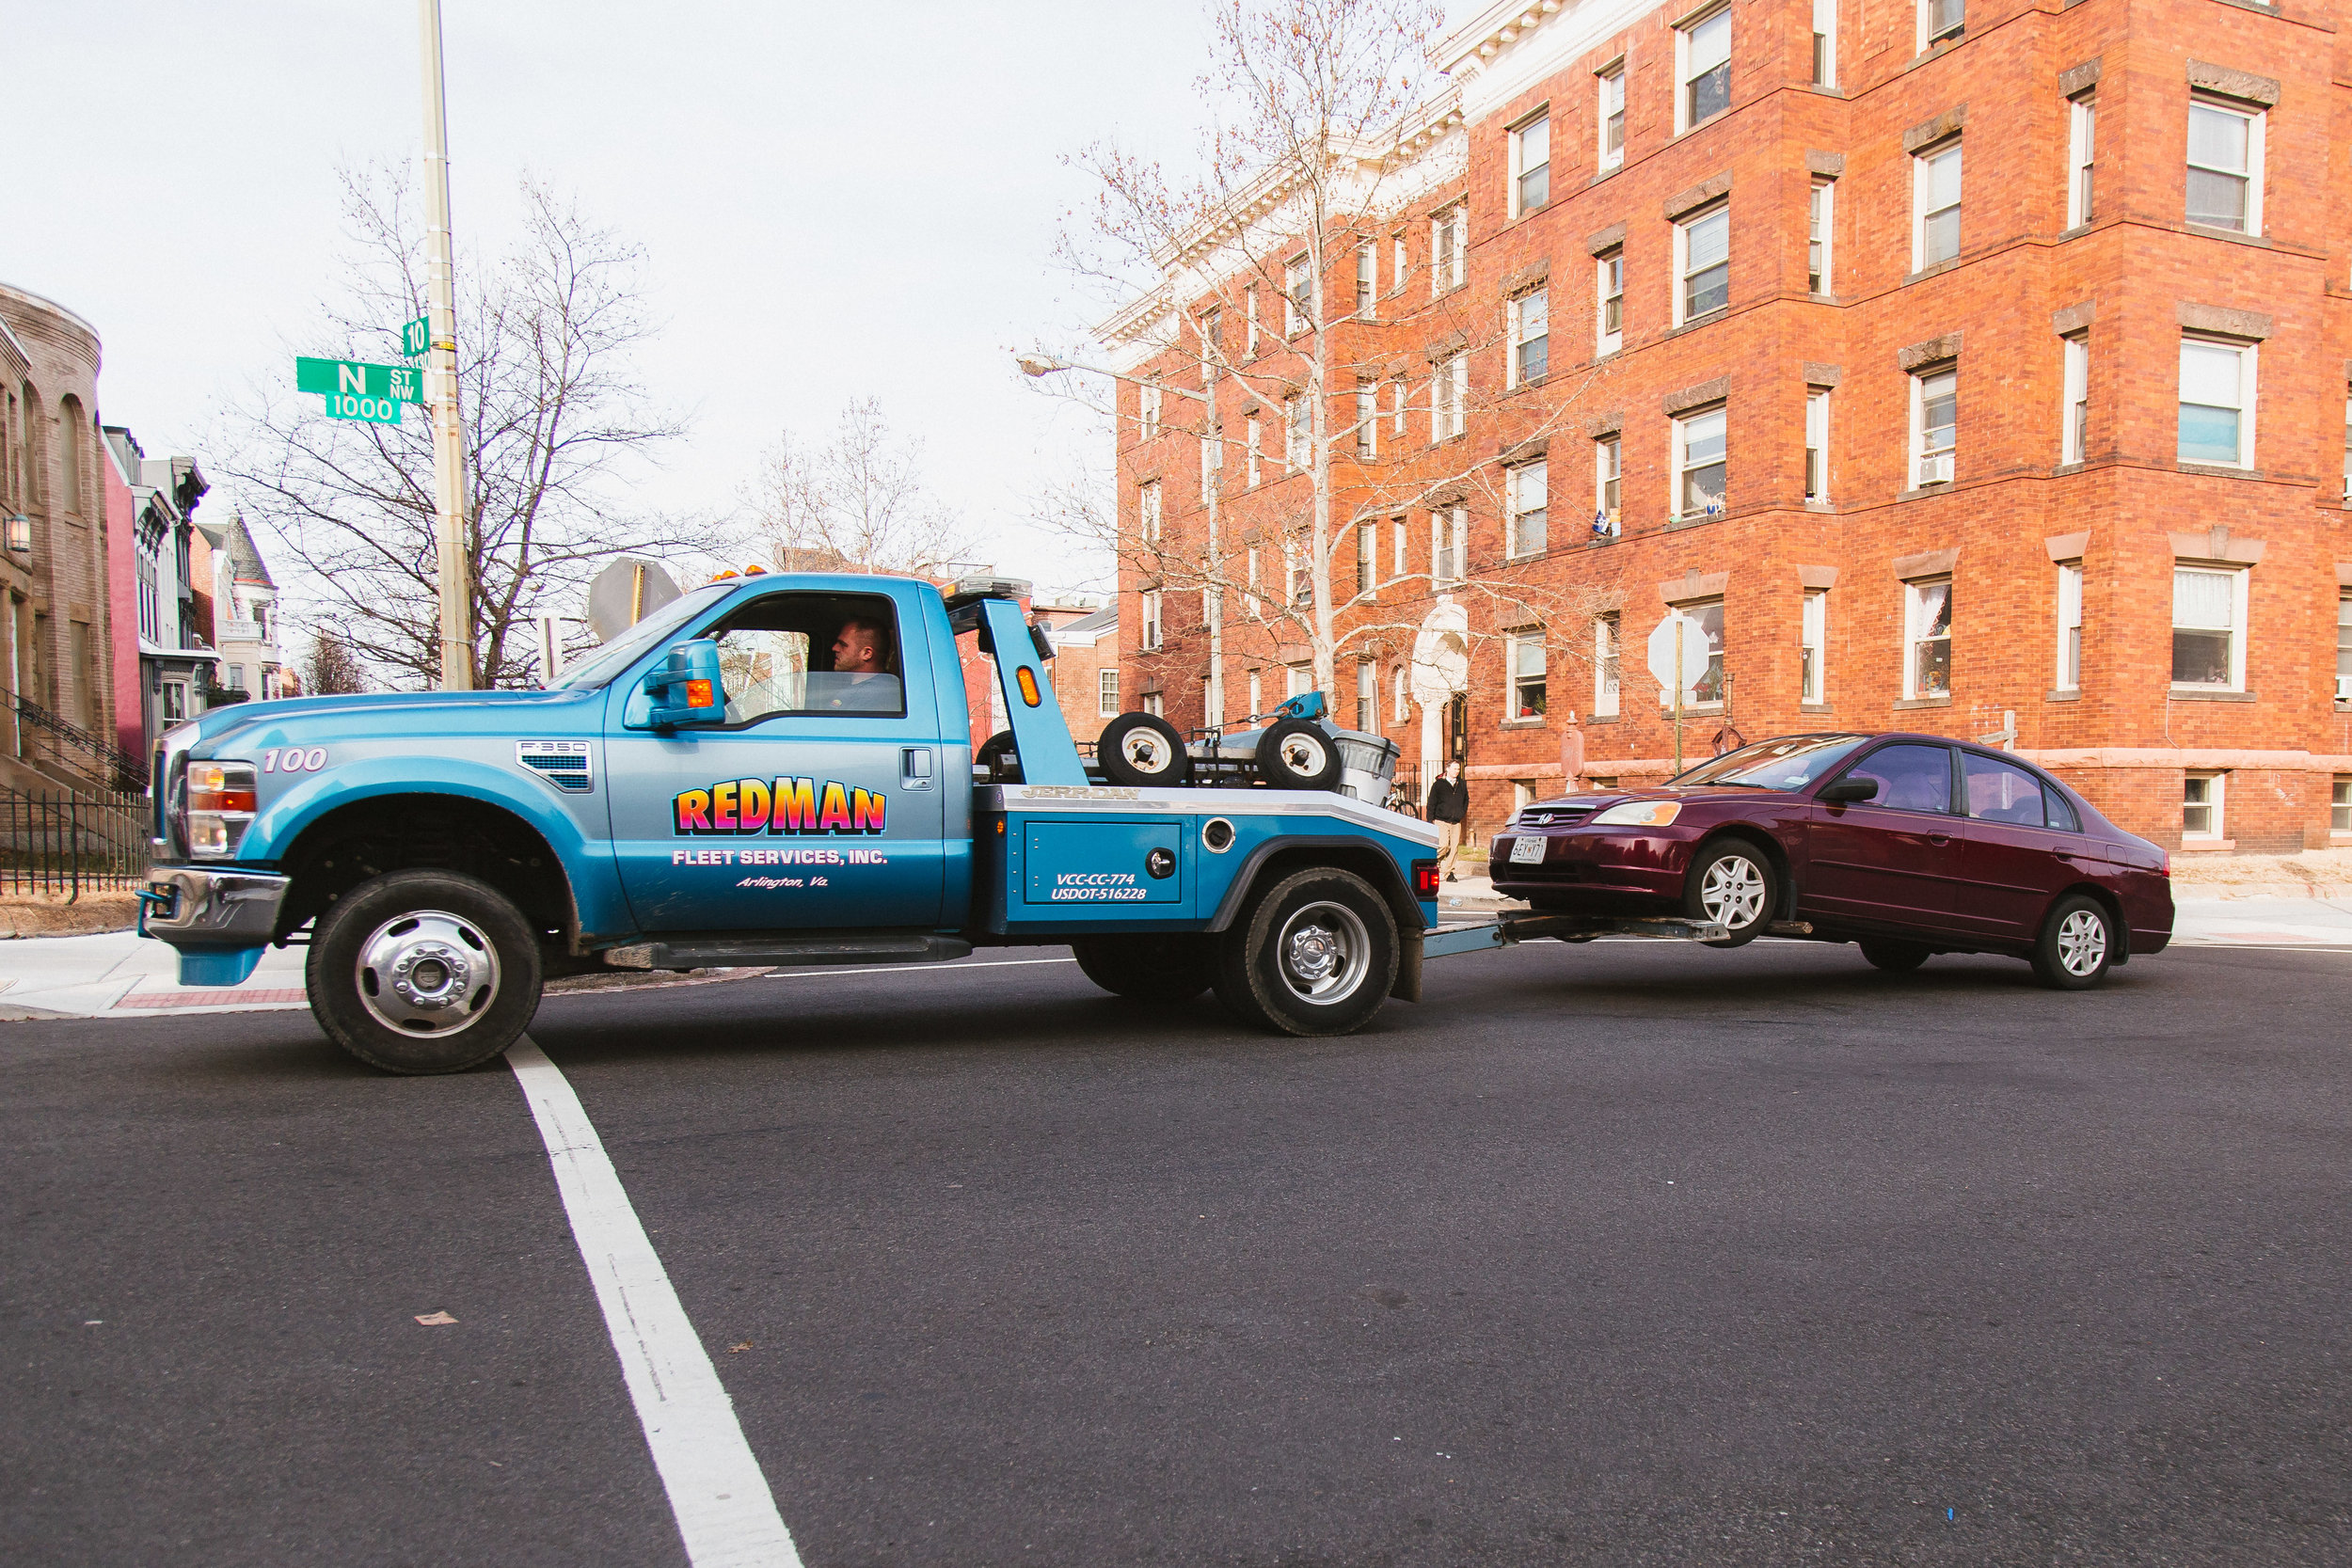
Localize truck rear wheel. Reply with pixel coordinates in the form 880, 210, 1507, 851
1071, 933, 1211, 1002
1212, 867, 1397, 1037
307, 869, 544, 1075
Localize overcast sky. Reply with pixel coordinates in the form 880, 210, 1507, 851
8, 2, 1437, 600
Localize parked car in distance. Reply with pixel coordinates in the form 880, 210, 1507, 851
1489, 732, 2173, 989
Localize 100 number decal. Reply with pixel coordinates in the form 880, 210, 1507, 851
262, 747, 329, 773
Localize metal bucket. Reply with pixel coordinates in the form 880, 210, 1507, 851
1328, 729, 1401, 803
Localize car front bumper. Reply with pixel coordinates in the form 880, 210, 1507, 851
1487, 828, 1697, 903
139, 864, 290, 948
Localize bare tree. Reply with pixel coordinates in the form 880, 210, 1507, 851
1052, 0, 1623, 721
299, 628, 368, 694
221, 166, 694, 689
741, 400, 975, 576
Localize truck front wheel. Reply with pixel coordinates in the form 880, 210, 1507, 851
307, 869, 544, 1074
1213, 867, 1397, 1037
1071, 933, 1212, 1002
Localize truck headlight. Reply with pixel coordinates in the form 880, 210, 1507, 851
1591, 800, 1681, 828
184, 760, 258, 859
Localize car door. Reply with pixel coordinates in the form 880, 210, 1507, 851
1803, 741, 1968, 932
604, 582, 947, 932
1953, 749, 2079, 942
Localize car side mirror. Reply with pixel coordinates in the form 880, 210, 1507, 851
1819, 776, 1879, 803
637, 639, 726, 731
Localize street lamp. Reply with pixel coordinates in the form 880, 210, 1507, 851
1016, 352, 1207, 402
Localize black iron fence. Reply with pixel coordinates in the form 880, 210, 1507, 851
0, 787, 151, 900
7, 694, 150, 791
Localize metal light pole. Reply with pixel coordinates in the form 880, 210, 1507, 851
420, 0, 472, 689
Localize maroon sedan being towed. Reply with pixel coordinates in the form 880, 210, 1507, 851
1489, 733, 2172, 988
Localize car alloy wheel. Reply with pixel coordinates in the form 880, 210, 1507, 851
2055, 907, 2106, 976
2031, 893, 2116, 990
1699, 854, 1768, 929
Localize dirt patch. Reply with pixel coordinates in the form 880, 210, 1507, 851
2171, 847, 2352, 898
0, 894, 140, 939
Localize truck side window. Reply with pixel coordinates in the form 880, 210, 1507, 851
707, 592, 906, 724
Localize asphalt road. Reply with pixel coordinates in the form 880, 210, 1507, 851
4, 937, 2348, 1566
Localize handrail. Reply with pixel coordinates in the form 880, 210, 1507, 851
8, 694, 150, 789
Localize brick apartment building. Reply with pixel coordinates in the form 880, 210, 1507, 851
1103, 0, 2352, 854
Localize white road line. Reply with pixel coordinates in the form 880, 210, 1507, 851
507, 1037, 802, 1568
762, 956, 1079, 979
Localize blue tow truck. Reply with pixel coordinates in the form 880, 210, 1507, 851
138, 574, 1470, 1073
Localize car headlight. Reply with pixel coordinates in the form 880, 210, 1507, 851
1591, 800, 1682, 828
183, 760, 258, 859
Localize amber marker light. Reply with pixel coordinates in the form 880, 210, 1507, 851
684, 679, 715, 707
1016, 667, 1042, 706
187, 762, 257, 814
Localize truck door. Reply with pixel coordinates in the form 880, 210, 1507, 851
604, 584, 948, 932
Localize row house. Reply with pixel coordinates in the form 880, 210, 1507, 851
1104, 0, 2352, 853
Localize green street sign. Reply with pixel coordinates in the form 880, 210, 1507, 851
402, 315, 429, 360
319, 391, 403, 425
294, 356, 423, 404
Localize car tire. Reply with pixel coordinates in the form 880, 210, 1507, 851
307, 869, 544, 1075
2030, 894, 2115, 990
1098, 712, 1194, 788
1254, 719, 1343, 791
1858, 938, 1931, 973
1212, 867, 1396, 1037
1684, 839, 1777, 947
1072, 933, 1212, 1002
977, 729, 1024, 784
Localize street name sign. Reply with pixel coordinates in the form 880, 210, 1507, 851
401, 315, 430, 360
296, 356, 423, 426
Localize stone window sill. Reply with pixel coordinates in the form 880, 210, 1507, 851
2058, 222, 2092, 241
2054, 461, 2087, 477
2169, 688, 2255, 701
1658, 702, 1725, 716
1585, 714, 1621, 725
1804, 499, 1833, 512
1677, 108, 1730, 140
1499, 719, 1547, 730
1666, 309, 1728, 339
2185, 222, 2271, 248
1905, 257, 1961, 285
1893, 695, 1953, 709
2047, 689, 2081, 702
2175, 462, 2262, 480
2178, 838, 2236, 852
1806, 292, 1836, 305
1800, 703, 1835, 714
1503, 375, 1549, 397
1899, 484, 1954, 501
1590, 166, 1624, 187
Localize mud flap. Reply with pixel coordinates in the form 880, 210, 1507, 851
1391, 929, 1423, 1002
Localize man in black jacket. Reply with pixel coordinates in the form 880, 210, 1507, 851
1424, 759, 1468, 881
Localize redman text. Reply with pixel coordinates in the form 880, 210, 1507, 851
673, 778, 886, 836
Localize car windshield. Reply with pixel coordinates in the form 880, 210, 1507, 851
546, 583, 736, 690
1670, 734, 1867, 790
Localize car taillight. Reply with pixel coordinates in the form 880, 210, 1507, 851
1412, 859, 1439, 898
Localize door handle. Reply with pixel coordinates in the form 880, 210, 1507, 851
900, 747, 934, 789
1927, 832, 1951, 847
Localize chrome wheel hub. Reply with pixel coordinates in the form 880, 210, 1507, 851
2056, 908, 2107, 975
1700, 855, 1768, 928
1277, 900, 1370, 1006
356, 910, 501, 1037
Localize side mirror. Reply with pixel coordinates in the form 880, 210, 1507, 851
1819, 776, 1879, 803
640, 639, 726, 730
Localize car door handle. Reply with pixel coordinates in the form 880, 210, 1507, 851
900, 747, 934, 789
1927, 832, 1951, 847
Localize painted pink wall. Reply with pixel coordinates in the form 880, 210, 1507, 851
103, 443, 143, 760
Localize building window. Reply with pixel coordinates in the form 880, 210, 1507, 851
1679, 7, 1732, 132
1246, 415, 1263, 486
1801, 588, 1827, 704
1433, 355, 1467, 440
1595, 436, 1622, 536
1433, 507, 1466, 586
1138, 482, 1161, 545
1393, 663, 1408, 721
1804, 389, 1830, 501
1596, 249, 1624, 355
1141, 691, 1164, 718
1677, 203, 1730, 323
1431, 207, 1466, 295
1246, 289, 1260, 356
1512, 288, 1549, 386
2067, 93, 2097, 228
2062, 335, 2090, 465
1921, 0, 1963, 48
1099, 668, 1120, 717
1905, 578, 1953, 697
2333, 774, 2351, 832
1358, 521, 1376, 594
1200, 309, 1221, 374
1597, 63, 1626, 168
1508, 461, 1548, 558
1807, 180, 1834, 293
1912, 367, 1957, 486
2178, 338, 2255, 467
1285, 255, 1313, 335
58, 398, 84, 517
1140, 590, 1163, 651
1139, 383, 1162, 439
1248, 669, 1263, 719
1356, 245, 1376, 318
1661, 600, 1726, 704
1392, 234, 1407, 294
1392, 515, 1406, 578
1595, 613, 1621, 717
2056, 562, 2084, 690
2170, 565, 2246, 689
2343, 393, 2351, 499
1285, 396, 1308, 470
1355, 382, 1377, 459
1507, 633, 1548, 720
1813, 0, 1837, 86
1286, 664, 1311, 700
1914, 142, 1963, 268
1675, 404, 1727, 518
1390, 375, 1407, 436
224, 662, 246, 690
161, 682, 186, 721
1283, 536, 1304, 606
1357, 660, 1376, 731
1512, 112, 1550, 215
1200, 430, 1220, 492
2186, 97, 2262, 233
2182, 772, 2224, 840
2338, 591, 2352, 700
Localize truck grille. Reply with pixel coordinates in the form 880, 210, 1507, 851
516, 740, 594, 793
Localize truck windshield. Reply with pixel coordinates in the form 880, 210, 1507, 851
1671, 733, 1867, 791
546, 583, 734, 690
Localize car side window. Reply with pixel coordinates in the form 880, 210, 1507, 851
2042, 784, 2081, 833
1962, 752, 2046, 826
1841, 743, 1952, 814
705, 592, 907, 725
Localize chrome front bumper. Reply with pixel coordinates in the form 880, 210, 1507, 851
139, 864, 290, 947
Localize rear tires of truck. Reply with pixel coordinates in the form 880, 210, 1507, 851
1071, 933, 1213, 1002
1213, 867, 1397, 1037
307, 869, 544, 1075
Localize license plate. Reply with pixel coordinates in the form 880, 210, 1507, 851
1509, 835, 1547, 864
